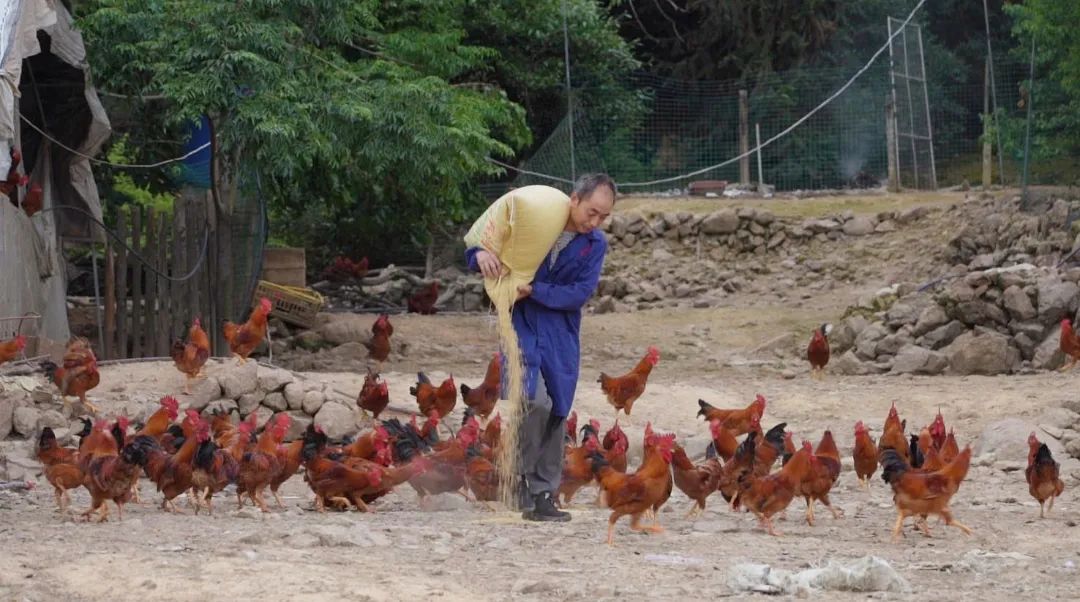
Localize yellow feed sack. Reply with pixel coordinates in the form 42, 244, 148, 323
463, 185, 570, 507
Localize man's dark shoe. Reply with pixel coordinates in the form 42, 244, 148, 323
523, 492, 570, 522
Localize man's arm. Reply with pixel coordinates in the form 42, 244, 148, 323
528, 238, 607, 312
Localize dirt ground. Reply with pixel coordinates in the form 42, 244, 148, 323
4, 190, 1080, 600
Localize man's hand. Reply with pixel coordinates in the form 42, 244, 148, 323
476, 250, 505, 280
516, 284, 533, 301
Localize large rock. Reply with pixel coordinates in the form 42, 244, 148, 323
943, 329, 1021, 375
919, 320, 967, 350
0, 390, 17, 439
12, 406, 40, 437
313, 401, 358, 440
219, 361, 258, 399
237, 392, 265, 417
1033, 329, 1067, 371
257, 367, 294, 393
1037, 278, 1080, 323
802, 218, 840, 233
700, 209, 740, 234
952, 300, 1008, 326
975, 418, 1065, 461
830, 316, 869, 353
842, 216, 876, 236
38, 410, 67, 432
891, 345, 949, 375
831, 350, 887, 375
854, 322, 889, 360
912, 305, 949, 337
876, 332, 912, 357
178, 376, 221, 411
284, 382, 307, 411
1038, 407, 1080, 431
884, 299, 925, 328
302, 390, 327, 416
1002, 285, 1037, 321
318, 316, 368, 346
263, 391, 288, 413
283, 411, 314, 442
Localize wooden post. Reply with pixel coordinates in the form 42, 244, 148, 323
130, 207, 144, 358
739, 89, 750, 185
103, 243, 116, 360
172, 199, 188, 341
144, 207, 158, 357
982, 59, 992, 191
115, 212, 129, 359
156, 212, 170, 355
886, 94, 900, 193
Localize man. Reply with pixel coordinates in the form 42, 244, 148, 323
465, 173, 615, 522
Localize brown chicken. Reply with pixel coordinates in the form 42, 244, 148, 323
565, 411, 579, 445
671, 444, 722, 519
880, 445, 973, 541
602, 421, 630, 474
356, 369, 391, 421
268, 432, 307, 508
480, 413, 502, 457
407, 281, 440, 314
79, 419, 152, 522
927, 410, 947, 451
189, 437, 240, 514
696, 394, 767, 437
223, 297, 273, 363
465, 445, 499, 505
1059, 318, 1080, 370
799, 430, 843, 525
738, 440, 815, 536
42, 339, 101, 414
598, 346, 660, 421
590, 428, 677, 545
878, 403, 909, 464
707, 418, 739, 462
236, 413, 291, 512
940, 428, 960, 463
406, 419, 480, 505
716, 431, 758, 509
302, 427, 386, 512
806, 323, 832, 379
323, 256, 369, 282
411, 372, 457, 419
363, 314, 392, 370
37, 426, 85, 512
140, 410, 207, 512
342, 424, 392, 465
1026, 432, 1065, 518
0, 335, 26, 366
853, 421, 878, 488
460, 353, 502, 421
171, 318, 211, 393
558, 429, 602, 506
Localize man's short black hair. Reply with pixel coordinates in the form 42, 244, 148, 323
572, 173, 617, 200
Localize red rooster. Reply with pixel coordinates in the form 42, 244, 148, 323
807, 323, 832, 379
407, 282, 440, 315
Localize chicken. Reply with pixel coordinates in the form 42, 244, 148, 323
853, 421, 878, 488
1059, 318, 1080, 370
171, 318, 211, 393
915, 428, 933, 461
940, 428, 960, 464
798, 430, 843, 525
407, 281, 440, 314
1026, 432, 1064, 518
927, 410, 947, 452
342, 424, 392, 464
716, 431, 759, 509
37, 426, 85, 512
268, 432, 307, 508
137, 396, 181, 440
878, 404, 909, 465
602, 421, 630, 474
42, 339, 101, 414
558, 431, 602, 506
465, 445, 499, 505
20, 182, 42, 217
738, 440, 815, 536
0, 335, 27, 366
589, 428, 677, 545
705, 418, 739, 462
880, 445, 973, 541
363, 314, 392, 370
410, 372, 457, 419
140, 410, 207, 512
302, 427, 386, 512
565, 411, 579, 446
480, 412, 502, 457
460, 353, 502, 421
79, 419, 152, 522
696, 394, 767, 437
598, 346, 660, 422
356, 369, 390, 421
322, 255, 369, 282
223, 297, 273, 363
671, 444, 722, 519
752, 419, 787, 476
406, 418, 480, 505
806, 323, 832, 379
189, 438, 240, 515
236, 413, 291, 512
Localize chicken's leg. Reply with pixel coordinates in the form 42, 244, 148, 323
941, 510, 973, 535
1048, 495, 1056, 516
272, 488, 286, 509
78, 393, 99, 415
805, 498, 815, 526
606, 517, 618, 546
821, 495, 843, 520
892, 510, 909, 541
